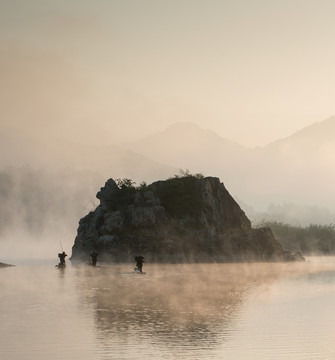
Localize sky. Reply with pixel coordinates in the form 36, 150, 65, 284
1, 0, 335, 147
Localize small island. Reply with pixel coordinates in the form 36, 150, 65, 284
71, 174, 304, 263
0, 262, 15, 268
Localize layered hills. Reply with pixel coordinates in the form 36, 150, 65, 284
121, 117, 335, 211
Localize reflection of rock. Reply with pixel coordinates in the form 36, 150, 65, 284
72, 176, 300, 262
73, 263, 283, 351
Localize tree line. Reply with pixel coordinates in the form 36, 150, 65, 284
258, 221, 335, 255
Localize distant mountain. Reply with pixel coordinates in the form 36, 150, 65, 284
0, 126, 176, 184
121, 118, 335, 212
121, 122, 249, 179
265, 116, 335, 148
253, 116, 335, 210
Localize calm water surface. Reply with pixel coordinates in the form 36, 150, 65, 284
1, 257, 335, 360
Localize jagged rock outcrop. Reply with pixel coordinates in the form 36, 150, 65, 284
71, 176, 303, 263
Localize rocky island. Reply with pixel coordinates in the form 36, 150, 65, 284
71, 175, 304, 263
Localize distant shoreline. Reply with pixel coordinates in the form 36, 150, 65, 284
0, 262, 15, 268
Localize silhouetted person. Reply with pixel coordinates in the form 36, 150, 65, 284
90, 251, 99, 266
135, 255, 144, 273
58, 251, 67, 266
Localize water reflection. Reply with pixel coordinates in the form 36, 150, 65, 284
221, 260, 335, 360
73, 263, 290, 356
2, 258, 335, 360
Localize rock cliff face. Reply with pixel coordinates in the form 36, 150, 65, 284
71, 176, 300, 262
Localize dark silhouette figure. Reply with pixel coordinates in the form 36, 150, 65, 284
135, 255, 144, 273
58, 251, 67, 266
90, 251, 99, 266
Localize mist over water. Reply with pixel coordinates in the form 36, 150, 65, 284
2, 1, 335, 357
1, 257, 335, 359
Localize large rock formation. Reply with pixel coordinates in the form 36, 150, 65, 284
71, 176, 302, 263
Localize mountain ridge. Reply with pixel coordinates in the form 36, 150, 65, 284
1, 117, 335, 221
263, 116, 335, 149
119, 122, 248, 170
120, 117, 335, 211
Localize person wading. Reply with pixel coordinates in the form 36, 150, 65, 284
58, 251, 67, 266
135, 255, 144, 273
90, 250, 99, 266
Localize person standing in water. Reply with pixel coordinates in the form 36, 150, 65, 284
90, 250, 99, 266
58, 251, 67, 266
135, 255, 144, 273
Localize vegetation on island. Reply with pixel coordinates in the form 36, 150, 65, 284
106, 178, 138, 211
152, 170, 205, 219
110, 169, 205, 219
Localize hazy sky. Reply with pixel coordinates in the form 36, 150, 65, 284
1, 0, 335, 147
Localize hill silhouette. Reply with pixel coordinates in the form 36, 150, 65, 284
122, 117, 335, 212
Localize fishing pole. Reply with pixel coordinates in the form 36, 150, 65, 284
59, 240, 64, 252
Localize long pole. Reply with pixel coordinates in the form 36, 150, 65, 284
59, 241, 63, 252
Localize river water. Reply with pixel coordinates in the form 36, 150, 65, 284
1, 257, 335, 360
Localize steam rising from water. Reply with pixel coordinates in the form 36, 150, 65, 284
2, 258, 335, 359
72, 260, 328, 338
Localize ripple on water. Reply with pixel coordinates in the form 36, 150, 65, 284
1, 259, 335, 359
